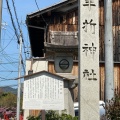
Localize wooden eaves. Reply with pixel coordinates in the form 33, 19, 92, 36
26, 0, 77, 19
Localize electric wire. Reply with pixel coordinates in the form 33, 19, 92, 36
2, 19, 19, 35
35, 0, 39, 9
1, 51, 18, 63
0, 76, 16, 80
0, 71, 23, 72
3, 53, 19, 60
0, 28, 19, 67
0, 45, 20, 75
2, 29, 6, 45
11, 0, 27, 60
0, 47, 18, 60
20, 21, 29, 45
34, 0, 48, 25
1, 22, 16, 39
0, 62, 18, 64
21, 32, 27, 59
0, 68, 15, 80
0, 64, 11, 71
2, 29, 16, 40
4, 71, 13, 78
23, 24, 31, 57
0, 84, 18, 87
5, 0, 19, 43
1, 33, 16, 41
0, 51, 18, 68
1, 53, 19, 55
11, 0, 21, 33
0, 0, 26, 87
21, 56, 26, 73
0, 35, 15, 52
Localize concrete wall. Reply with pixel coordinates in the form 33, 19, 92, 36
26, 60, 48, 74
64, 80, 74, 116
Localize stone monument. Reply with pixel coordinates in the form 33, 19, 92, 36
78, 0, 99, 119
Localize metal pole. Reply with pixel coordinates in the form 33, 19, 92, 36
41, 110, 45, 120
0, 0, 2, 43
104, 0, 114, 101
16, 33, 22, 120
78, 0, 81, 119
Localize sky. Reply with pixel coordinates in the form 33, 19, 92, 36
0, 0, 61, 87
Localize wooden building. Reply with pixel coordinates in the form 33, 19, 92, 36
26, 0, 120, 107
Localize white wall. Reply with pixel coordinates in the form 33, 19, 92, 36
26, 60, 48, 74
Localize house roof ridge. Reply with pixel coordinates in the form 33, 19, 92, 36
27, 0, 77, 18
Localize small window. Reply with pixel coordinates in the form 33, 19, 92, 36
75, 109, 78, 116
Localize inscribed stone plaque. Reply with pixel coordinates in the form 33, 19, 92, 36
79, 0, 99, 119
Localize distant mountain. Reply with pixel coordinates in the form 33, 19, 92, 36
0, 86, 17, 94
0, 83, 23, 94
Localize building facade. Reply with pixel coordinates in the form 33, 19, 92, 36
25, 0, 120, 117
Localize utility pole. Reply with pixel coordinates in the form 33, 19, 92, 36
104, 0, 114, 101
16, 32, 22, 120
0, 0, 2, 42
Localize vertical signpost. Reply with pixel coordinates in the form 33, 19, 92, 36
78, 0, 99, 120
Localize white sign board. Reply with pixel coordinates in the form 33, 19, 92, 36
23, 74, 64, 110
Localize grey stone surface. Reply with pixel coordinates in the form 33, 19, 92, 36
79, 0, 100, 119
64, 80, 74, 116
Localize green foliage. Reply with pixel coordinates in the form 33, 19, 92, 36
27, 110, 78, 120
27, 116, 40, 120
0, 89, 23, 109
101, 91, 120, 120
0, 92, 17, 107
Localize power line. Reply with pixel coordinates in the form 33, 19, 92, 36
4, 2, 28, 62
0, 71, 23, 72
0, 51, 18, 68
0, 84, 18, 87
1, 0, 26, 93
2, 29, 17, 41
2, 19, 14, 31
11, 0, 27, 59
3, 3, 26, 72
5, 0, 19, 43
0, 64, 11, 71
0, 76, 16, 80
0, 36, 14, 52
21, 56, 25, 74
11, 0, 21, 33
0, 62, 18, 64
21, 32, 27, 59
2, 52, 19, 60
35, 0, 39, 9
0, 53, 19, 55
34, 0, 48, 25
20, 21, 29, 59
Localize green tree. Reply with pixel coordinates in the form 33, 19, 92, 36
0, 92, 17, 108
27, 110, 78, 120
